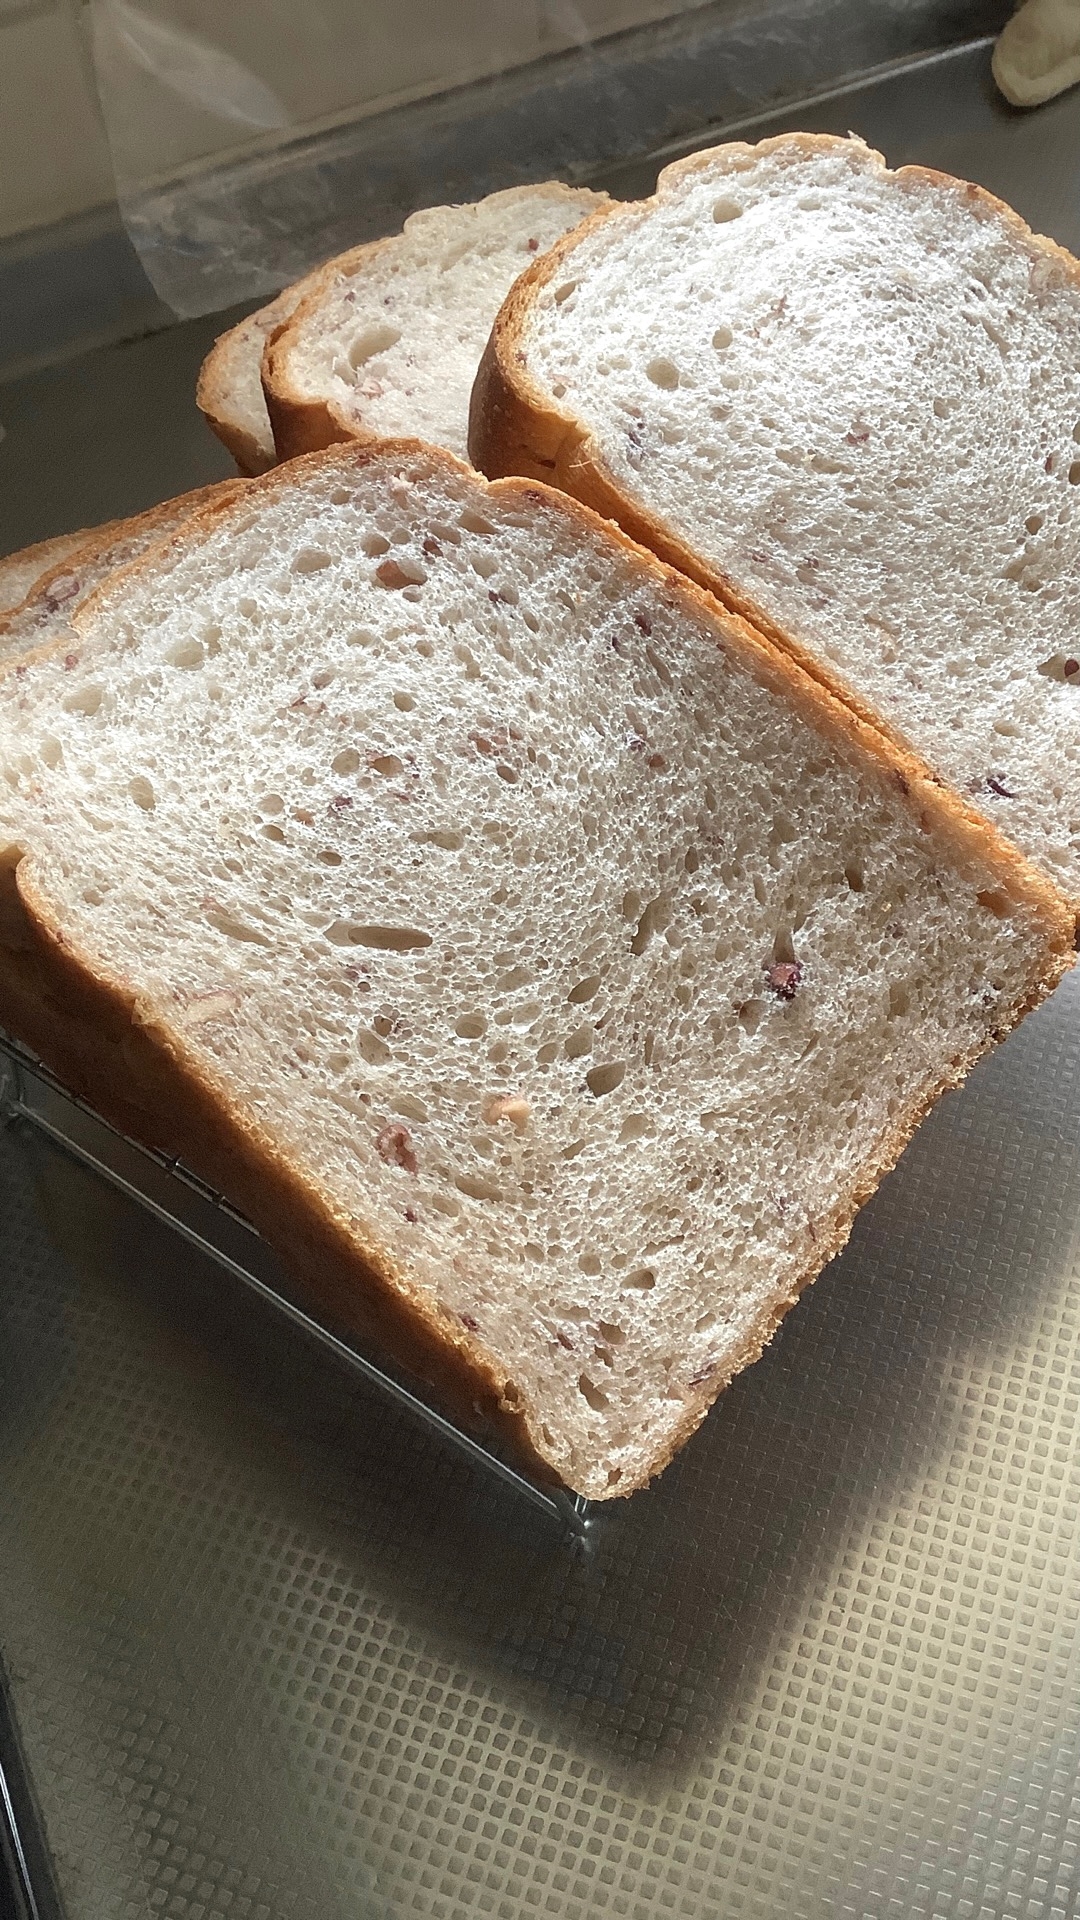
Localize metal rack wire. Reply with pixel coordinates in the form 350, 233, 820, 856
0, 1034, 597, 1540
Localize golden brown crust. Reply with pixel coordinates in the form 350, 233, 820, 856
470, 132, 1080, 921
0, 439, 1072, 1497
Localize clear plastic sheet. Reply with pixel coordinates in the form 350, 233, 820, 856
84, 0, 690, 316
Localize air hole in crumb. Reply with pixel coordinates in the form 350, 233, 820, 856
632, 894, 670, 955
415, 827, 464, 850
712, 325, 733, 350
393, 691, 416, 711
619, 1113, 651, 1143
567, 973, 601, 1003
370, 753, 404, 777
455, 1013, 486, 1039
845, 861, 864, 892
459, 510, 496, 536
325, 921, 431, 951
578, 1374, 609, 1411
597, 1321, 625, 1346
291, 547, 332, 574
771, 927, 796, 966
62, 682, 104, 716
578, 1252, 601, 1275
317, 848, 342, 866
1070, 461, 1080, 486
646, 357, 680, 390
332, 748, 360, 776
1038, 654, 1080, 682
261, 822, 286, 843
167, 637, 204, 670
737, 998, 764, 1036
586, 1060, 626, 1097
564, 1024, 593, 1060
357, 1029, 392, 1066
712, 198, 742, 222
128, 775, 155, 811
347, 322, 401, 368
888, 981, 910, 1018
205, 908, 273, 948
258, 792, 284, 814
361, 531, 390, 558
553, 281, 579, 305
455, 1173, 503, 1202
1026, 512, 1045, 535
623, 1267, 655, 1290
376, 558, 426, 590
976, 888, 1013, 918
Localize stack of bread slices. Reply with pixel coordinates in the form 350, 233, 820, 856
2, 139, 1076, 1499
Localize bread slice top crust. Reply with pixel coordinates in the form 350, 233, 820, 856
264, 185, 608, 464
0, 527, 111, 616
0, 442, 1070, 1496
470, 133, 1080, 910
0, 482, 247, 667
197, 287, 305, 476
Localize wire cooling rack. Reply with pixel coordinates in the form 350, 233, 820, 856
0, 1033, 597, 1539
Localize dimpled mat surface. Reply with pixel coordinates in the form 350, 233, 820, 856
1, 957, 1079, 1920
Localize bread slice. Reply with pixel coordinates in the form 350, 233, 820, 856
471, 134, 1080, 912
263, 185, 608, 466
0, 443, 1069, 1497
197, 287, 305, 476
0, 483, 246, 666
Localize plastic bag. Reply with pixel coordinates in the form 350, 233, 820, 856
85, 0, 651, 317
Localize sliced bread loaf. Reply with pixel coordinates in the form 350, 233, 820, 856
471, 134, 1080, 910
197, 287, 305, 475
0, 443, 1069, 1496
0, 483, 246, 666
0, 526, 112, 616
263, 185, 607, 466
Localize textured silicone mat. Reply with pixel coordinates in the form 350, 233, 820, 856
2, 950, 1079, 1920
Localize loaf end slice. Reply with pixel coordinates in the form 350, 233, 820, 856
264, 184, 609, 465
0, 443, 1071, 1496
0, 526, 115, 616
197, 288, 305, 475
0, 482, 247, 667
471, 133, 1080, 912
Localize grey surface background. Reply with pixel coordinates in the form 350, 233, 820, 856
3, 16, 1080, 1920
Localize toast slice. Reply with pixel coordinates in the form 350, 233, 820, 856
263, 185, 607, 466
197, 287, 305, 476
0, 443, 1069, 1496
0, 526, 112, 615
0, 483, 246, 666
471, 134, 1080, 910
